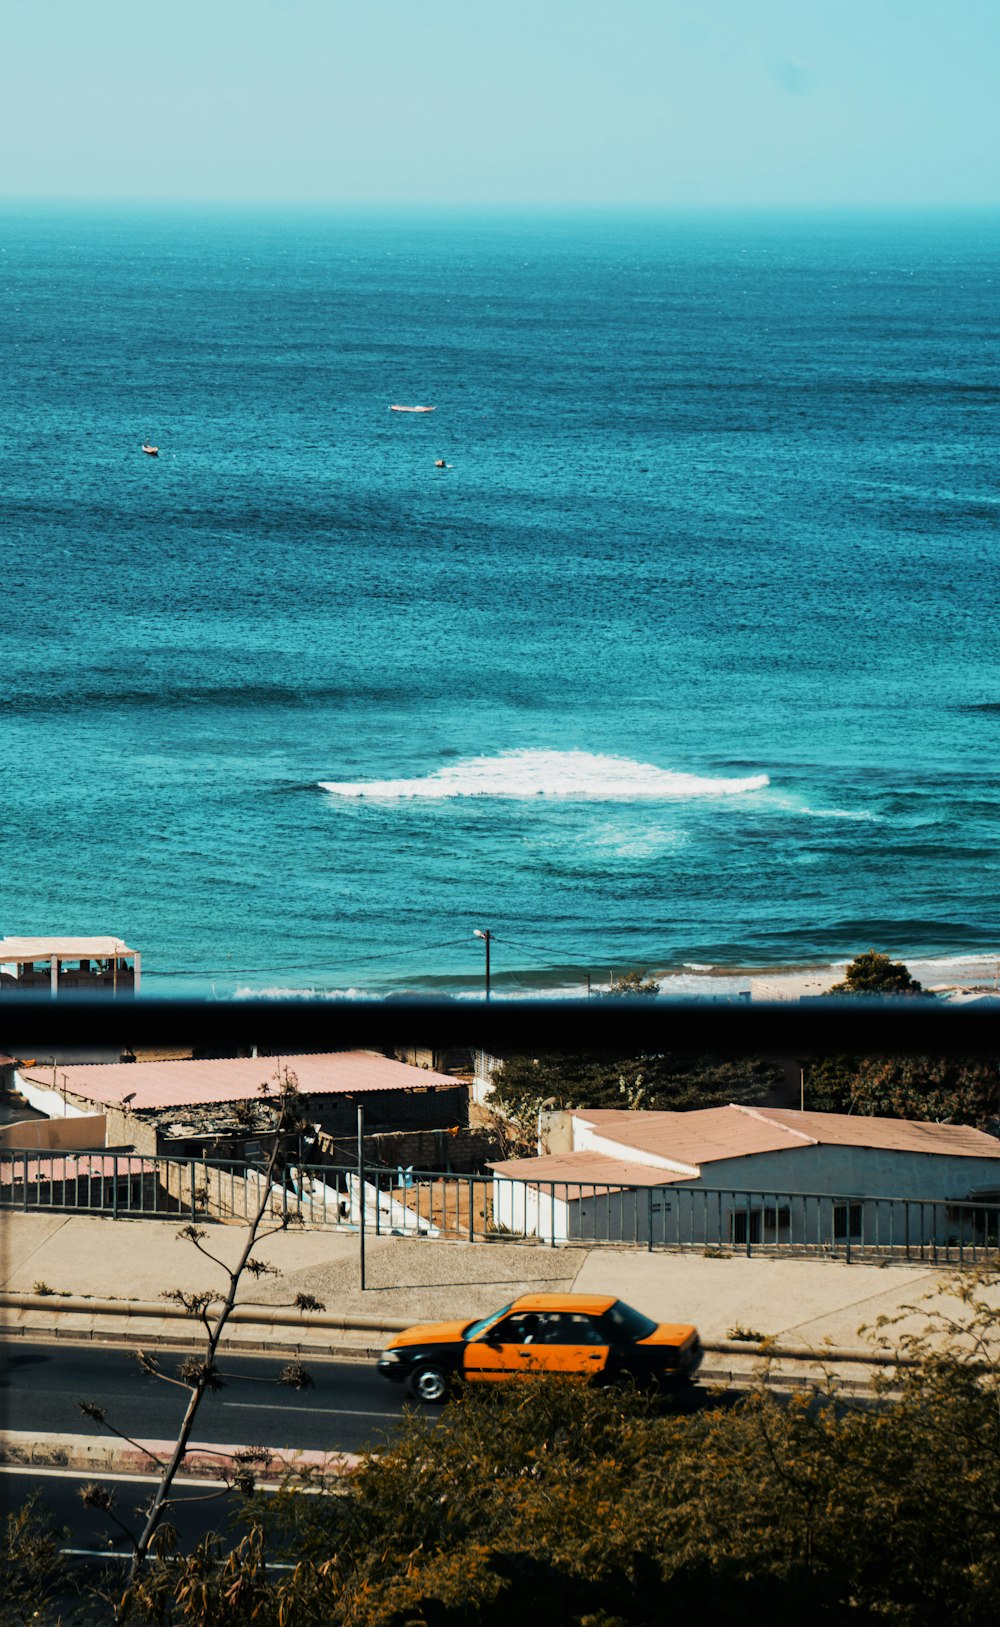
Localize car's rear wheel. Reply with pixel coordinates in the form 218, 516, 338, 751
407, 1363, 449, 1404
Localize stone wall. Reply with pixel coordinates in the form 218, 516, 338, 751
316, 1125, 500, 1173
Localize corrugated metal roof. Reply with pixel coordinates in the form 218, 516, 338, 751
0, 1154, 154, 1185
577, 1106, 802, 1164
19, 1051, 455, 1112
746, 1105, 1000, 1158
576, 1104, 1000, 1163
490, 1150, 689, 1189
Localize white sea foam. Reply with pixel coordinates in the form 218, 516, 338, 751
319, 749, 769, 802
800, 806, 879, 822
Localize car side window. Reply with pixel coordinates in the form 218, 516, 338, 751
540, 1313, 606, 1345
492, 1314, 541, 1345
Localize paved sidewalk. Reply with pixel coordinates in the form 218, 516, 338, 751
0, 1211, 960, 1353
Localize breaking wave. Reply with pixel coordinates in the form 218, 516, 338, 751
319, 749, 769, 802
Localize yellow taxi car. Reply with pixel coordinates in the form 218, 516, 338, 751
376, 1292, 702, 1403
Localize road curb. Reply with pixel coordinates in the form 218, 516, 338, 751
0, 1290, 411, 1334
0, 1293, 906, 1368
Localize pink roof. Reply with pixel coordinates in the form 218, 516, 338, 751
491, 1150, 689, 1190
19, 1051, 455, 1113
747, 1105, 1000, 1159
577, 1106, 797, 1166
0, 1154, 154, 1185
577, 1104, 1000, 1164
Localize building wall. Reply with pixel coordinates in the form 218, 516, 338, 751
471, 1052, 505, 1107
105, 1108, 159, 1156
492, 1177, 983, 1248
13, 1071, 90, 1120
305, 1086, 469, 1138
316, 1126, 499, 1174
683, 1144, 1000, 1203
492, 1176, 571, 1242
0, 1114, 107, 1151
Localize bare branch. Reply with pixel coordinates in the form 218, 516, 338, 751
278, 1359, 314, 1390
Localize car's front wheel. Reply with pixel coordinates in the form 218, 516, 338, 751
407, 1363, 450, 1404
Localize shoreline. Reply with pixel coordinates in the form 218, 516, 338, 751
151, 949, 1000, 1004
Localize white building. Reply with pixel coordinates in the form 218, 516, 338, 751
491, 1104, 1000, 1250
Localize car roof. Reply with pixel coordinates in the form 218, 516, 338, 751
510, 1292, 619, 1315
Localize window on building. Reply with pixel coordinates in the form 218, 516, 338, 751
730, 1207, 791, 1244
833, 1202, 863, 1240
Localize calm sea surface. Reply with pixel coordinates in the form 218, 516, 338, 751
2, 207, 999, 997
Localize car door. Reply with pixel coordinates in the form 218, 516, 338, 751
535, 1312, 610, 1378
462, 1311, 547, 1382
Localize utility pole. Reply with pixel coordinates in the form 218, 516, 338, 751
473, 928, 492, 1001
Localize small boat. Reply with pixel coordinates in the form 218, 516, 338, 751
390, 404, 435, 413
141, 443, 158, 456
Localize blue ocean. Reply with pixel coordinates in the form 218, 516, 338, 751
2, 207, 999, 998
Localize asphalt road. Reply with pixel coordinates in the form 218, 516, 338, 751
1, 1339, 410, 1454
1, 1464, 266, 1557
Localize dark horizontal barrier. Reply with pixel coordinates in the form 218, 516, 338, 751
1, 995, 1000, 1056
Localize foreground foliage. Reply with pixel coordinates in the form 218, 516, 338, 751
16, 1271, 1000, 1626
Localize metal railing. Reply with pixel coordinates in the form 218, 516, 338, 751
3, 1150, 1000, 1265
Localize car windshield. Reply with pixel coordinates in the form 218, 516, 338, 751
463, 1302, 515, 1341
605, 1300, 658, 1341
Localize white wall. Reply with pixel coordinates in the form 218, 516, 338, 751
13, 1069, 89, 1119
574, 1119, 698, 1177
492, 1177, 570, 1242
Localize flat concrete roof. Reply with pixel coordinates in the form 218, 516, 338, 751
0, 937, 137, 962
19, 1051, 456, 1112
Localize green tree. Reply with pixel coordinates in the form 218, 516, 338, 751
804, 1053, 1000, 1129
826, 950, 924, 997
603, 969, 661, 997
492, 1050, 781, 1120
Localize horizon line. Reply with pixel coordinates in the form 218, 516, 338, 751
2, 197, 999, 215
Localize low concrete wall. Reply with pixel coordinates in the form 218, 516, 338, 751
0, 1429, 359, 1482
0, 1114, 107, 1151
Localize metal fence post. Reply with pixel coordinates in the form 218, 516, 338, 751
746, 1192, 752, 1258
189, 1160, 197, 1221
112, 1156, 119, 1221
469, 1176, 475, 1243
648, 1186, 654, 1252
357, 1104, 366, 1291
550, 1183, 557, 1246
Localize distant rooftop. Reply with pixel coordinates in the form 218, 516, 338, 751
0, 937, 138, 962
18, 1051, 456, 1112
0, 1154, 153, 1185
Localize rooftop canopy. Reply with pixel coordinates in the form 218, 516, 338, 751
0, 937, 137, 963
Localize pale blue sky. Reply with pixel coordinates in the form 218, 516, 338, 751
2, 0, 998, 207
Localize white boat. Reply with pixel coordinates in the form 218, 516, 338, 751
390, 404, 435, 413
